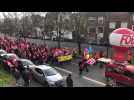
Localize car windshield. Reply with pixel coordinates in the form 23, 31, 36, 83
4, 54, 19, 60
22, 60, 34, 66
45, 68, 58, 76
0, 51, 6, 54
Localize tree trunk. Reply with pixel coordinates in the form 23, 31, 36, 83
58, 31, 61, 48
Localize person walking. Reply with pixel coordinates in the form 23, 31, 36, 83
83, 59, 89, 72
66, 74, 73, 87
22, 67, 30, 87
12, 68, 21, 87
128, 50, 132, 64
79, 61, 84, 76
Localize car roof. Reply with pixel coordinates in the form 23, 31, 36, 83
0, 49, 6, 52
35, 65, 52, 70
20, 58, 32, 62
1, 53, 17, 56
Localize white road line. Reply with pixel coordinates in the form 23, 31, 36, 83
71, 62, 78, 66
55, 67, 72, 74
83, 76, 106, 86
55, 66, 106, 86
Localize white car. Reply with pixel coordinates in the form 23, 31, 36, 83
31, 65, 64, 87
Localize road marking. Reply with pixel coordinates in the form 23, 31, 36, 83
83, 76, 106, 86
55, 66, 106, 86
55, 67, 72, 74
71, 62, 78, 66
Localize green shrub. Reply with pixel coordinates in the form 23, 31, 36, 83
0, 67, 15, 87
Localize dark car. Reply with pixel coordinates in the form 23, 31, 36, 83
0, 53, 19, 72
0, 49, 7, 56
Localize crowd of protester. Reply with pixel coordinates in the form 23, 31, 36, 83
0, 36, 48, 65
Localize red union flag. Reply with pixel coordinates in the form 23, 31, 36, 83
87, 58, 96, 65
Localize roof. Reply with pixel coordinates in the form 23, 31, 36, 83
35, 65, 52, 70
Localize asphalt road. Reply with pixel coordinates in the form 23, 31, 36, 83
20, 38, 108, 87
17, 58, 106, 87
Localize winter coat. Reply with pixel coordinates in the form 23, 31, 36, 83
66, 76, 73, 87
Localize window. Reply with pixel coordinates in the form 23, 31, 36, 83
106, 67, 113, 72
109, 22, 116, 29
89, 28, 96, 33
35, 68, 43, 75
98, 16, 104, 24
124, 71, 134, 78
98, 27, 104, 33
132, 25, 134, 31
121, 22, 128, 28
133, 14, 134, 22
22, 60, 34, 66
88, 17, 96, 24
45, 68, 58, 76
88, 17, 96, 20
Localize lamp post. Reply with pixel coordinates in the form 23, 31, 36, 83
57, 12, 62, 48
77, 14, 82, 55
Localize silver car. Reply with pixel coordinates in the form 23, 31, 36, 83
31, 65, 64, 87
19, 59, 36, 69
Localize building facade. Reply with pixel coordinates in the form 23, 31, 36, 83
104, 12, 132, 43
83, 12, 132, 43
82, 12, 106, 42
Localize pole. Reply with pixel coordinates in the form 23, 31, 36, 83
57, 12, 61, 48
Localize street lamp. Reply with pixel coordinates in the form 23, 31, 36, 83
77, 14, 82, 55
57, 12, 62, 48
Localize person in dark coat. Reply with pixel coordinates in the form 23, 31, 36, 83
22, 67, 30, 87
82, 59, 89, 72
17, 60, 25, 74
66, 74, 73, 87
79, 61, 84, 75
12, 68, 21, 86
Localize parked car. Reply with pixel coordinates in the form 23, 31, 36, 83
19, 59, 36, 69
31, 65, 64, 87
0, 49, 7, 55
0, 53, 19, 72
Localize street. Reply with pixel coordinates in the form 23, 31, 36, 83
24, 58, 106, 87
7, 37, 107, 87
0, 12, 134, 88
